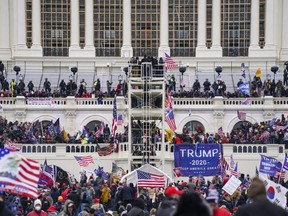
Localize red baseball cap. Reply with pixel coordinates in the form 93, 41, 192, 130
165, 186, 184, 196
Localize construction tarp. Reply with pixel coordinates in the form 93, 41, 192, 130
120, 164, 173, 188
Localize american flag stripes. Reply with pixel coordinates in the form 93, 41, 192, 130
112, 95, 117, 137
164, 53, 177, 72
231, 162, 240, 177
137, 170, 165, 188
0, 148, 40, 199
97, 143, 114, 156
165, 92, 177, 131
117, 115, 123, 126
95, 122, 105, 138
74, 156, 94, 167
5, 140, 21, 151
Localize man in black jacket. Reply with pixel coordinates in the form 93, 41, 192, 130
0, 191, 14, 216
234, 177, 288, 216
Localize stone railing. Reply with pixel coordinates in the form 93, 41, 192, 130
17, 143, 285, 159
1, 95, 287, 109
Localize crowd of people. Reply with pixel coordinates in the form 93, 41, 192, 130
0, 116, 127, 146
1, 59, 288, 99
0, 171, 287, 216
172, 115, 288, 147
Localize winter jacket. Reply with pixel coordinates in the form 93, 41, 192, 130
58, 199, 76, 216
127, 206, 146, 216
27, 210, 48, 216
0, 206, 14, 216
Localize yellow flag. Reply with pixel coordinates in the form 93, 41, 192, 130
165, 129, 174, 142
62, 129, 69, 142
255, 68, 262, 77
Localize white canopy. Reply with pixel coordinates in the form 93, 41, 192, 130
120, 164, 173, 188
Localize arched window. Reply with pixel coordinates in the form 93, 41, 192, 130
66, 146, 70, 153
52, 146, 56, 153
238, 146, 242, 153
263, 146, 267, 153
22, 146, 27, 153
243, 146, 247, 153
232, 121, 252, 131
47, 146, 51, 153
86, 120, 102, 133
27, 146, 31, 153
42, 146, 46, 153
279, 146, 284, 153
86, 146, 90, 152
253, 146, 257, 153
233, 146, 237, 153
184, 121, 205, 134
71, 146, 76, 153
91, 146, 95, 152
258, 146, 262, 153
37, 146, 41, 153
248, 146, 252, 153
32, 146, 36, 153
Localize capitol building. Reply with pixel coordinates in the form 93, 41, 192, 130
0, 0, 287, 178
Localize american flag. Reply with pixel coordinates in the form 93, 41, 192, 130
0, 148, 40, 199
241, 63, 246, 79
97, 143, 114, 156
43, 159, 53, 177
117, 115, 123, 126
137, 170, 165, 188
231, 162, 240, 177
74, 156, 94, 167
95, 121, 105, 138
165, 106, 177, 131
164, 52, 177, 72
230, 154, 235, 170
112, 95, 117, 137
165, 92, 177, 131
5, 140, 21, 151
237, 110, 246, 121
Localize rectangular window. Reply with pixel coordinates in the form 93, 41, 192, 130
26, 0, 33, 48
168, 0, 198, 57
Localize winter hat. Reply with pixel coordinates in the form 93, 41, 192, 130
58, 196, 63, 201
34, 199, 42, 207
94, 198, 100, 204
247, 177, 266, 199
205, 185, 219, 204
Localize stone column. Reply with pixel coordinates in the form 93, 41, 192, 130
158, 0, 170, 57
196, 0, 208, 57
0, 0, 11, 59
14, 0, 28, 57
31, 0, 43, 56
121, 0, 133, 58
248, 0, 261, 57
262, 0, 277, 57
280, 0, 288, 60
69, 0, 81, 57
210, 0, 222, 57
84, 0, 95, 57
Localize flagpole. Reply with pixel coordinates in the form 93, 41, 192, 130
278, 154, 286, 184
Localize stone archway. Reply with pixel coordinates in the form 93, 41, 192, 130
86, 120, 102, 132
183, 120, 205, 134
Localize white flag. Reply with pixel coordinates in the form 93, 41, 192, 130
259, 175, 288, 209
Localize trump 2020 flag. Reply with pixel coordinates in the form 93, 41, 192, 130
259, 175, 288, 209
259, 155, 282, 176
282, 155, 288, 171
0, 148, 40, 199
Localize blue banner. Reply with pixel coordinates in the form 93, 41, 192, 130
259, 155, 282, 176
282, 155, 288, 171
174, 144, 221, 177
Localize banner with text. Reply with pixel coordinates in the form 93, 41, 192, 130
174, 144, 221, 177
27, 98, 54, 105
259, 155, 282, 176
